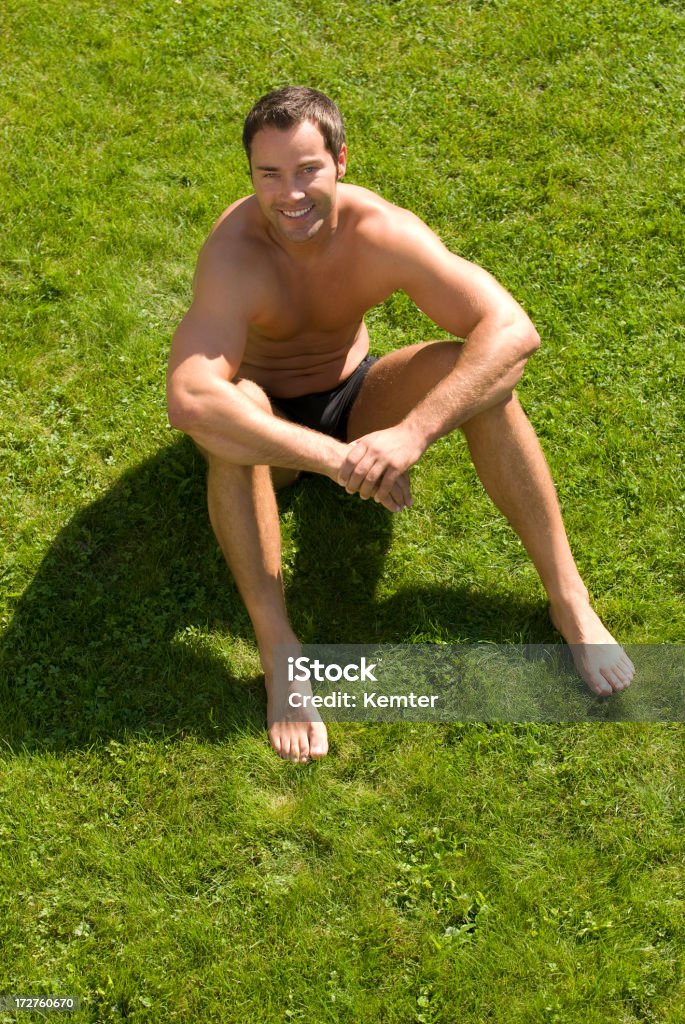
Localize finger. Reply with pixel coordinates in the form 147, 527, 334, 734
375, 491, 403, 513
375, 479, 407, 513
399, 473, 413, 508
345, 456, 378, 495
398, 471, 413, 507
338, 449, 376, 492
376, 469, 412, 509
390, 483, 411, 511
392, 474, 412, 509
337, 441, 366, 486
372, 466, 402, 505
358, 463, 385, 500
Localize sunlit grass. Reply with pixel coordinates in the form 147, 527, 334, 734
1, 0, 683, 1020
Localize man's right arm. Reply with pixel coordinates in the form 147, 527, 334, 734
166, 246, 345, 475
166, 242, 408, 511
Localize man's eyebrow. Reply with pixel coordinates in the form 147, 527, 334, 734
254, 157, 325, 171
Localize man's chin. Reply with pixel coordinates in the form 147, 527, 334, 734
279, 217, 325, 243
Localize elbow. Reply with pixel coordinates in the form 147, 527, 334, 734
167, 388, 203, 434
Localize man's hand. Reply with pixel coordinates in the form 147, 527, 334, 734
336, 424, 425, 512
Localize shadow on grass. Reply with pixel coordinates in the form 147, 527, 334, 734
0, 438, 548, 751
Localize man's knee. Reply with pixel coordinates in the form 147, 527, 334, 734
486, 391, 518, 416
199, 445, 249, 476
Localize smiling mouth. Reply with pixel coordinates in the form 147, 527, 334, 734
280, 205, 314, 219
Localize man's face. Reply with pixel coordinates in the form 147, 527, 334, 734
249, 120, 347, 245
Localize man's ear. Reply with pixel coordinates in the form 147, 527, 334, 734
336, 144, 348, 181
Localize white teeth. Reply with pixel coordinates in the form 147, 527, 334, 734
281, 206, 313, 218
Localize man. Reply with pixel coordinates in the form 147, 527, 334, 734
167, 86, 634, 763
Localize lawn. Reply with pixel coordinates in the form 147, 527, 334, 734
1, 0, 683, 1021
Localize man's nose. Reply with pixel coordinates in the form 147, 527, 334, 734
282, 177, 306, 200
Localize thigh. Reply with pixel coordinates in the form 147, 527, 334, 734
346, 340, 463, 440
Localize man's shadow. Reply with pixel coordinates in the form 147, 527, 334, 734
0, 438, 551, 751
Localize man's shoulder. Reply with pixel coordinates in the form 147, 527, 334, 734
191, 197, 273, 315
195, 197, 270, 281
341, 183, 405, 225
202, 196, 265, 261
341, 184, 434, 250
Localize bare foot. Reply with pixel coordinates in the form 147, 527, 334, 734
260, 645, 328, 763
265, 676, 329, 764
549, 594, 635, 697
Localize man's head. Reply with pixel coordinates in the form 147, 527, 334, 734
242, 86, 346, 169
244, 87, 348, 246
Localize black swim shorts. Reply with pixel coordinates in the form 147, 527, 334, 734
270, 355, 378, 442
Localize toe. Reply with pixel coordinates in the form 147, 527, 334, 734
287, 739, 301, 763
589, 672, 613, 697
268, 727, 283, 758
298, 736, 311, 764
601, 669, 624, 692
308, 725, 329, 760
277, 730, 298, 762
619, 655, 635, 682
603, 660, 632, 691
615, 667, 632, 690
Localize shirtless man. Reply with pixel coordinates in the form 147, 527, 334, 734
167, 87, 635, 763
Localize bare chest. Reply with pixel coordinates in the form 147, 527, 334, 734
250, 247, 390, 342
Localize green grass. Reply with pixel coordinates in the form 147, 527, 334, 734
1, 0, 684, 1020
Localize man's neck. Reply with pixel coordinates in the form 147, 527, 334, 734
270, 224, 341, 267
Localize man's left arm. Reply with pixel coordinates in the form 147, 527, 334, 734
338, 209, 540, 503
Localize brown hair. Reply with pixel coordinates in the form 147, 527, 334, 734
242, 87, 346, 165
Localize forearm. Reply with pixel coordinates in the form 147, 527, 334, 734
403, 320, 540, 447
168, 377, 345, 477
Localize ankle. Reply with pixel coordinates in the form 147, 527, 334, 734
548, 584, 591, 611
255, 628, 300, 680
